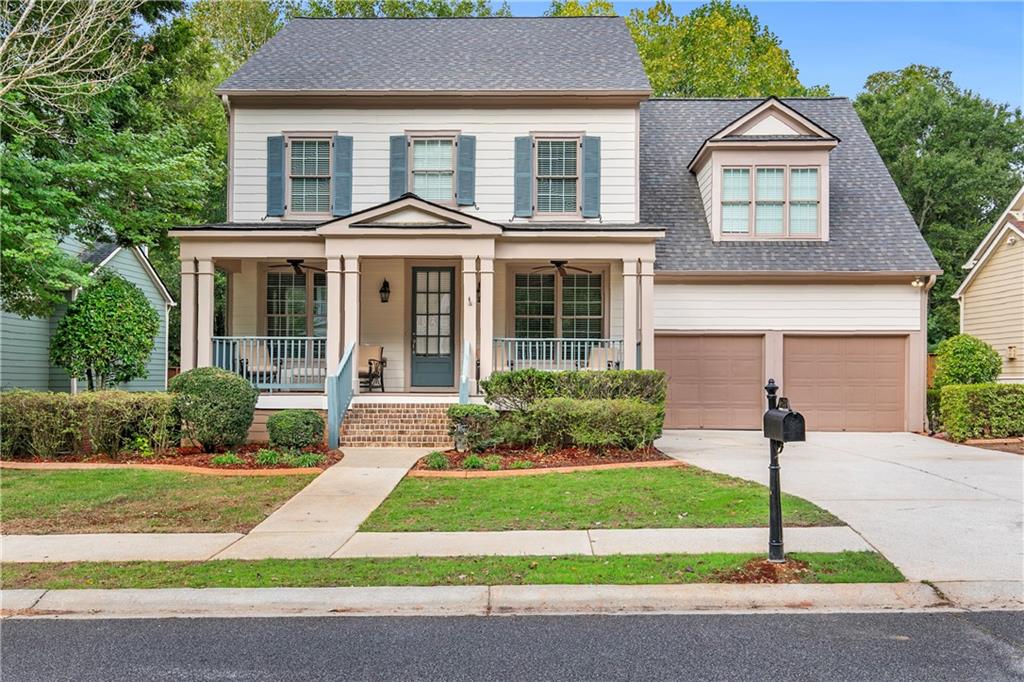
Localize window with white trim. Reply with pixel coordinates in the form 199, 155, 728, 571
411, 137, 455, 203
265, 271, 327, 338
720, 166, 821, 237
536, 138, 579, 214
512, 271, 603, 339
289, 139, 330, 214
721, 168, 750, 233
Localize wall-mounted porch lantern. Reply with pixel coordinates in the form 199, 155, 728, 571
379, 279, 391, 303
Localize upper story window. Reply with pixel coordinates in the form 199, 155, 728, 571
289, 138, 331, 215
536, 138, 579, 215
721, 166, 820, 238
410, 136, 456, 203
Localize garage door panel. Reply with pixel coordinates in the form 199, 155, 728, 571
657, 335, 764, 429
784, 336, 905, 432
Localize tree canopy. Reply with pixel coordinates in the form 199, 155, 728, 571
546, 0, 828, 97
854, 65, 1024, 343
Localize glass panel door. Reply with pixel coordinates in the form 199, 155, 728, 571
411, 266, 455, 387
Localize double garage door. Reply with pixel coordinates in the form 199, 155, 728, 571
656, 335, 906, 432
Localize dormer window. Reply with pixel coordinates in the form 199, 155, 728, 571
690, 97, 837, 242
719, 165, 821, 238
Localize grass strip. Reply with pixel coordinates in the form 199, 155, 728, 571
362, 466, 841, 532
0, 552, 902, 590
0, 469, 316, 534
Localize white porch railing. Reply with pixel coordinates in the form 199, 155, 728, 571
212, 336, 328, 391
492, 338, 624, 372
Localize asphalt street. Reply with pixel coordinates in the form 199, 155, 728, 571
3, 611, 1022, 681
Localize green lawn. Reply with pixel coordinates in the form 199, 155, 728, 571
0, 469, 316, 534
0, 552, 902, 589
361, 466, 841, 532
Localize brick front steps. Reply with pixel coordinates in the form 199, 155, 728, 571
340, 402, 453, 448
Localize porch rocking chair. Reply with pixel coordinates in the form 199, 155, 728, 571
358, 344, 386, 392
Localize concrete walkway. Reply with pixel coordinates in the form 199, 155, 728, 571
334, 527, 869, 557
658, 430, 1024, 584
213, 448, 431, 559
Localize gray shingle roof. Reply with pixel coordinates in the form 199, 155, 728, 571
218, 17, 650, 94
642, 98, 940, 273
79, 242, 119, 266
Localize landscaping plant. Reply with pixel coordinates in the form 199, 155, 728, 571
932, 334, 1002, 388
462, 454, 485, 470
425, 451, 449, 470
76, 391, 177, 456
515, 398, 663, 451
447, 404, 498, 452
0, 390, 79, 459
49, 272, 160, 391
267, 409, 325, 450
210, 453, 244, 467
283, 451, 326, 468
481, 369, 666, 413
169, 367, 258, 452
939, 383, 1024, 442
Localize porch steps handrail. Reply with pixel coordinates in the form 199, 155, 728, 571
327, 341, 356, 450
458, 339, 472, 404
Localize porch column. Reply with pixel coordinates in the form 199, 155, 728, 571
640, 258, 656, 369
622, 258, 639, 369
343, 255, 360, 392
462, 256, 479, 390
179, 258, 197, 371
195, 258, 215, 367
326, 257, 343, 370
478, 256, 495, 382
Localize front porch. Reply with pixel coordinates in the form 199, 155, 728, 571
173, 195, 661, 443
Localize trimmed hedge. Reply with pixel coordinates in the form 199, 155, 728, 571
169, 367, 258, 452
76, 391, 178, 455
0, 391, 80, 459
503, 397, 662, 451
0, 390, 177, 458
447, 404, 499, 452
926, 387, 942, 434
481, 369, 667, 412
939, 383, 1024, 442
933, 334, 1002, 389
267, 409, 325, 450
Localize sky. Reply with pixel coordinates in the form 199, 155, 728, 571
506, 1, 1024, 106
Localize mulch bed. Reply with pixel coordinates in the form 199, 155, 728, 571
931, 434, 1024, 456
715, 558, 812, 584
412, 445, 670, 472
1, 442, 341, 471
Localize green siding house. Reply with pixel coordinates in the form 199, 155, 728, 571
0, 243, 175, 392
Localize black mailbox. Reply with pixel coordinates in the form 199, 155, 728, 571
763, 408, 806, 443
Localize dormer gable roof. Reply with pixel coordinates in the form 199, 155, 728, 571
688, 97, 839, 171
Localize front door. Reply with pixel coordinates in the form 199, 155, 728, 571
411, 267, 455, 387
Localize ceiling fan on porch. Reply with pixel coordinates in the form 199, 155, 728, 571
531, 260, 593, 277
267, 259, 326, 276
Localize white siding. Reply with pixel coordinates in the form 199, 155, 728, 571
230, 262, 259, 335
232, 106, 638, 223
654, 283, 921, 331
359, 258, 406, 390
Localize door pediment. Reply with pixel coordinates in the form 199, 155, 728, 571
318, 193, 503, 236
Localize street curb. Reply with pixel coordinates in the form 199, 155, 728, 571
2, 582, 999, 620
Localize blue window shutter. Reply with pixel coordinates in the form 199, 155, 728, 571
389, 135, 407, 200
266, 135, 285, 217
456, 134, 476, 206
332, 135, 353, 217
581, 136, 601, 219
514, 136, 533, 218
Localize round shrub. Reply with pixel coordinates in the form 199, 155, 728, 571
267, 409, 325, 449
447, 403, 498, 452
933, 334, 1002, 388
169, 367, 258, 452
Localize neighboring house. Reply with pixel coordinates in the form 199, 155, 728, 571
953, 185, 1024, 383
0, 242, 175, 393
170, 17, 939, 442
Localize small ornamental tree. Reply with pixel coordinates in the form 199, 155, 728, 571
50, 272, 160, 390
932, 334, 1002, 389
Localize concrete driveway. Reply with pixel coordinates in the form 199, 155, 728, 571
657, 431, 1023, 584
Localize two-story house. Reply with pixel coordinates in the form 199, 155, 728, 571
171, 17, 939, 444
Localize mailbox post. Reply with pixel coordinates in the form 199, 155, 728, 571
762, 379, 805, 563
